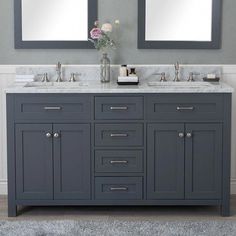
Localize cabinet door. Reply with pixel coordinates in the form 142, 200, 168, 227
185, 124, 222, 199
54, 124, 91, 200
15, 124, 53, 200
147, 124, 185, 199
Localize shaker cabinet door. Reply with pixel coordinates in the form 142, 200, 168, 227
53, 124, 91, 200
15, 124, 53, 200
185, 124, 222, 199
147, 124, 185, 199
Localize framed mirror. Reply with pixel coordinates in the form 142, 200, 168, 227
14, 0, 97, 49
138, 0, 222, 49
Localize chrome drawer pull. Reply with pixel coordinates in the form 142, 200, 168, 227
110, 187, 128, 191
176, 106, 194, 111
110, 160, 128, 164
110, 106, 128, 110
110, 133, 128, 137
44, 106, 62, 111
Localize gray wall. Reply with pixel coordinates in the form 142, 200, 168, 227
0, 0, 236, 65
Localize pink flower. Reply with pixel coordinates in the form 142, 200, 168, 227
90, 28, 102, 39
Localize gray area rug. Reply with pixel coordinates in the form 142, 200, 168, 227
0, 220, 236, 236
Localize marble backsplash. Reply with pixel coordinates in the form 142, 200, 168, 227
15, 65, 222, 83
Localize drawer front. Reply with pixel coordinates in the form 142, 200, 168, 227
146, 94, 224, 121
95, 96, 144, 120
95, 177, 143, 200
95, 150, 143, 173
14, 95, 91, 120
95, 124, 143, 147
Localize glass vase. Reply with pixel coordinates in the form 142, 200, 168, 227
100, 53, 110, 83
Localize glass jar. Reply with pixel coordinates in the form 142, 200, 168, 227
100, 53, 110, 83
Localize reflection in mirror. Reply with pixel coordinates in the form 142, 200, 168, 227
138, 0, 222, 49
146, 0, 212, 42
22, 0, 88, 41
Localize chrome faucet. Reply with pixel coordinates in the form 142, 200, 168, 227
41, 73, 49, 82
37, 73, 49, 82
173, 62, 180, 82
187, 72, 200, 82
56, 62, 63, 82
68, 72, 82, 82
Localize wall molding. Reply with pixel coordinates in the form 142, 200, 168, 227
0, 64, 236, 74
0, 65, 16, 74
231, 179, 236, 194
0, 180, 7, 195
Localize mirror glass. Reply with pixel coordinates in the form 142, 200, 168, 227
146, 0, 212, 42
15, 0, 97, 48
22, 0, 88, 41
138, 0, 221, 49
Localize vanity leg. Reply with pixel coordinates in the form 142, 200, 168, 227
8, 203, 17, 217
221, 95, 231, 218
221, 202, 230, 217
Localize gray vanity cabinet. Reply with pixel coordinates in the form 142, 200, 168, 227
53, 124, 91, 200
147, 123, 223, 200
7, 93, 232, 217
15, 124, 53, 200
147, 124, 185, 199
185, 124, 222, 199
15, 123, 91, 201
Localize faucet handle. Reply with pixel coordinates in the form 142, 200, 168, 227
153, 72, 167, 82
37, 73, 49, 82
188, 72, 200, 82
68, 73, 82, 82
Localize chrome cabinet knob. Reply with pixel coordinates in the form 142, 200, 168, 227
186, 133, 192, 138
178, 133, 184, 138
54, 133, 60, 138
46, 133, 52, 138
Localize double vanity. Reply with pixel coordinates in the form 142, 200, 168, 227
5, 68, 233, 217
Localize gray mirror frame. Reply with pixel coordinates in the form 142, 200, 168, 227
14, 0, 97, 49
138, 0, 222, 49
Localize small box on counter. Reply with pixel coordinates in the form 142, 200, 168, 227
117, 76, 139, 85
117, 66, 139, 85
203, 73, 220, 82
203, 77, 220, 82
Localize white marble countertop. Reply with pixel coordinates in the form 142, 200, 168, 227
5, 81, 234, 94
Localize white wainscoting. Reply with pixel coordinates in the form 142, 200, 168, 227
0, 66, 15, 195
0, 65, 236, 195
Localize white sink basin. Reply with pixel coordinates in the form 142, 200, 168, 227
24, 82, 89, 88
24, 82, 54, 88
53, 82, 89, 88
147, 81, 212, 89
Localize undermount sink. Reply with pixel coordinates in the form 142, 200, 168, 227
24, 82, 89, 88
147, 81, 212, 88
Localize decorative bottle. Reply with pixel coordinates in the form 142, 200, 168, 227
100, 53, 110, 83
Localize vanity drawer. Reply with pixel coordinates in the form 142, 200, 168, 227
146, 94, 224, 121
95, 150, 143, 173
95, 177, 143, 200
95, 96, 144, 120
95, 124, 143, 147
14, 94, 91, 121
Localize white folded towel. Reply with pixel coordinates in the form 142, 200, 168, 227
15, 74, 35, 83
118, 76, 139, 82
